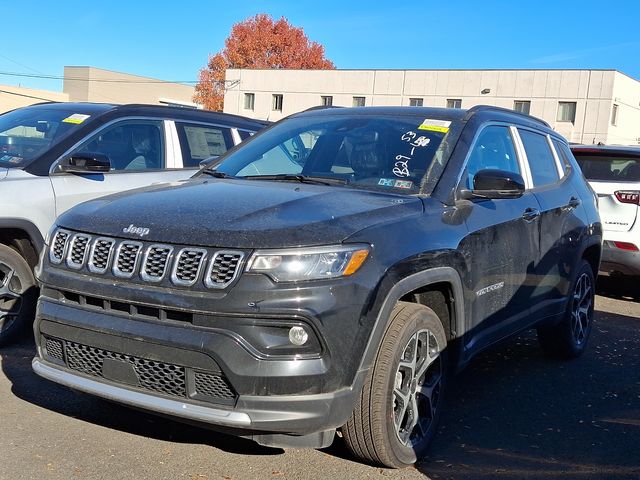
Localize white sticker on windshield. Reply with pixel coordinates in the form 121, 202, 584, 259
62, 113, 91, 124
418, 119, 451, 133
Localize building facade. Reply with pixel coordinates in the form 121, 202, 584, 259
223, 69, 640, 145
63, 66, 198, 108
0, 84, 68, 114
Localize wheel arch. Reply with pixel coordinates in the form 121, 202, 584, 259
0, 219, 45, 270
358, 267, 466, 377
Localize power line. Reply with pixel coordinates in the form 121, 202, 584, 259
0, 70, 200, 85
0, 88, 58, 102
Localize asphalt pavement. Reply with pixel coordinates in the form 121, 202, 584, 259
1, 277, 638, 480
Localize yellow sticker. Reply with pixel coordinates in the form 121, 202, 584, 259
62, 113, 90, 124
418, 118, 451, 133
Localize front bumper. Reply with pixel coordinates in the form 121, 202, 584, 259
32, 262, 377, 444
599, 241, 640, 276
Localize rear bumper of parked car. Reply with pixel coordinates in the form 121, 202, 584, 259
599, 240, 640, 276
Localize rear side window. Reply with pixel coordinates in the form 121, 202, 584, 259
237, 130, 254, 141
573, 153, 640, 182
519, 129, 559, 187
176, 123, 234, 167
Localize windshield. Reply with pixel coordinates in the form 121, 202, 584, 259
574, 153, 640, 182
0, 107, 92, 167
214, 114, 451, 194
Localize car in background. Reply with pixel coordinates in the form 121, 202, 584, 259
0, 102, 267, 344
571, 145, 640, 277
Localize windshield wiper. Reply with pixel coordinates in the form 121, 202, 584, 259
242, 174, 348, 186
200, 169, 236, 179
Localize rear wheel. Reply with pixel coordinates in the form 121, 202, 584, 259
537, 260, 595, 359
0, 244, 37, 346
342, 302, 447, 468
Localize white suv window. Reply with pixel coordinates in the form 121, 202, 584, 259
71, 120, 165, 171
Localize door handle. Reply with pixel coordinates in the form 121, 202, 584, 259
522, 208, 540, 222
565, 197, 581, 210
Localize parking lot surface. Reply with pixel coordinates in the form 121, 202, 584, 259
1, 277, 638, 480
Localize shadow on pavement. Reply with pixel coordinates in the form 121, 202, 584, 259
0, 336, 282, 458
596, 275, 640, 303
417, 302, 640, 479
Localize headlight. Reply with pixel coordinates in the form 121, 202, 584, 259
247, 244, 370, 282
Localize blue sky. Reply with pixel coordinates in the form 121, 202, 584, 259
2, 0, 639, 92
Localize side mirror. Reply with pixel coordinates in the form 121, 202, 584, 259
460, 169, 525, 200
58, 153, 111, 173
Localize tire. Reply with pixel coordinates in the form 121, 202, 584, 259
537, 260, 595, 359
0, 244, 38, 346
341, 302, 448, 468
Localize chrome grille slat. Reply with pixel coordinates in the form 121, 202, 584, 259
66, 234, 91, 269
49, 229, 71, 264
88, 237, 115, 274
171, 248, 207, 286
205, 251, 244, 289
113, 241, 143, 278
141, 245, 173, 282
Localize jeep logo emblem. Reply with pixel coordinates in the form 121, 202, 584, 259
123, 224, 150, 237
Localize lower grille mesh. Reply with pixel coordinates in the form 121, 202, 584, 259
43, 337, 236, 404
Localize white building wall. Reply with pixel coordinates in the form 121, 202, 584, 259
224, 68, 640, 146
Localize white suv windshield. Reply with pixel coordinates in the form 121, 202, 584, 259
0, 107, 91, 167
215, 114, 451, 194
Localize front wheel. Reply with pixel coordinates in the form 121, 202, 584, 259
0, 244, 37, 346
341, 302, 448, 468
537, 260, 595, 359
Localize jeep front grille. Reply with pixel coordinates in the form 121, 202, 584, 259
49, 230, 70, 264
48, 228, 245, 290
172, 248, 207, 286
88, 238, 115, 273
42, 336, 236, 404
141, 245, 173, 282
113, 242, 143, 278
205, 251, 244, 289
66, 234, 91, 269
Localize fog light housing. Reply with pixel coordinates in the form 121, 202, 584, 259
289, 326, 309, 346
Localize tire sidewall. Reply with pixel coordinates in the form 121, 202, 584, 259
0, 244, 37, 343
378, 306, 448, 466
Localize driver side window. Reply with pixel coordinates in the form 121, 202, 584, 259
69, 120, 165, 171
465, 126, 520, 188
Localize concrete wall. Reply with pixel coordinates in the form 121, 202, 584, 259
609, 72, 640, 145
224, 69, 640, 146
63, 66, 197, 107
0, 85, 68, 113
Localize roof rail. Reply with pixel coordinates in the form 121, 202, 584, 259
464, 105, 550, 127
302, 105, 345, 113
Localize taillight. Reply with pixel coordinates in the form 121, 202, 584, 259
615, 191, 640, 205
613, 241, 639, 251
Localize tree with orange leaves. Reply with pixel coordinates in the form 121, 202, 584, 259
194, 14, 335, 111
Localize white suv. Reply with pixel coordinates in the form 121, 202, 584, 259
0, 102, 266, 343
572, 145, 640, 276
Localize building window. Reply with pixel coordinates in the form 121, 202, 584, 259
557, 101, 577, 123
244, 93, 255, 110
272, 94, 283, 112
446, 99, 462, 109
321, 96, 333, 107
409, 98, 424, 107
513, 100, 531, 114
611, 104, 619, 126
352, 96, 366, 107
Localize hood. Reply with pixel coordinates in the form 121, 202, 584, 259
57, 179, 424, 248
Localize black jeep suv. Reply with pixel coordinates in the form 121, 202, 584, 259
32, 106, 601, 468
